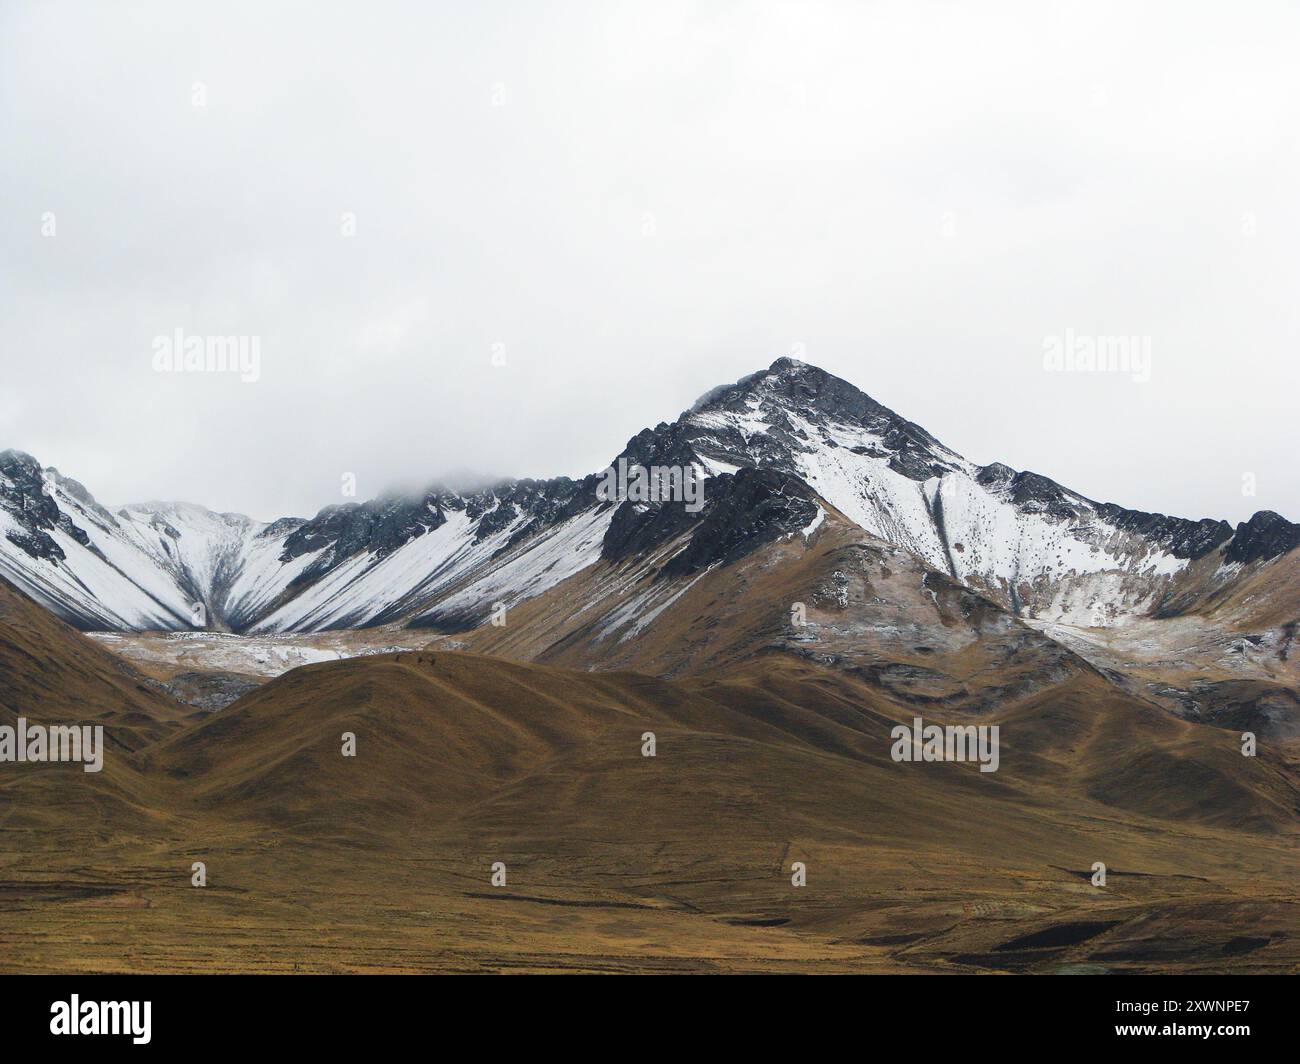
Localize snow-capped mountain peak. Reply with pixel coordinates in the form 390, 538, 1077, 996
606, 358, 1290, 626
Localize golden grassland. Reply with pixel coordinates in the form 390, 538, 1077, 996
3, 584, 1297, 974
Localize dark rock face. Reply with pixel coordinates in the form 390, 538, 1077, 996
260, 516, 308, 540
164, 670, 264, 713
975, 462, 1016, 486
1181, 679, 1300, 739
485, 478, 594, 547
1096, 505, 1233, 561
1002, 471, 1085, 518
0, 450, 90, 563
474, 500, 517, 542
601, 463, 818, 577
280, 499, 439, 564
1224, 511, 1300, 566
661, 468, 819, 577
601, 491, 699, 564
597, 420, 711, 563
2, 528, 63, 562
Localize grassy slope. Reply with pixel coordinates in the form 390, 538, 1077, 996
2, 609, 1297, 972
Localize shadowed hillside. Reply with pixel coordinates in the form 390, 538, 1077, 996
0, 578, 192, 750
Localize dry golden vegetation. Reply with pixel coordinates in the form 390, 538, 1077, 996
2, 572, 1297, 974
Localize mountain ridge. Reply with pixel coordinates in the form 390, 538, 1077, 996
2, 358, 1296, 633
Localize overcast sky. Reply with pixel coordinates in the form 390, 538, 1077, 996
2, 0, 1297, 523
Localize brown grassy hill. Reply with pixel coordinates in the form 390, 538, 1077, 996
143, 647, 1298, 835
3, 569, 1298, 974
0, 577, 190, 751
0, 578, 194, 855
6, 645, 1294, 973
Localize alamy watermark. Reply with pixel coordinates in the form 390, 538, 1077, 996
890, 716, 999, 773
0, 718, 104, 773
50, 996, 150, 1044
151, 328, 261, 382
596, 457, 704, 513
1043, 330, 1151, 383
